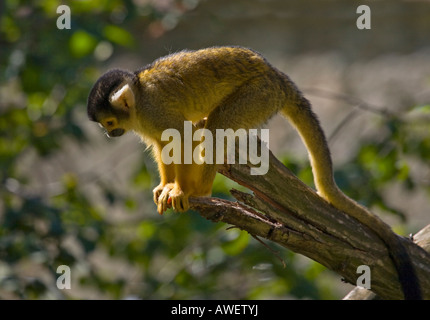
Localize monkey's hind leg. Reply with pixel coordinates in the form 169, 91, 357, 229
199, 79, 282, 192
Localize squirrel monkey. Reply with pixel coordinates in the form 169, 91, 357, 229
87, 46, 421, 299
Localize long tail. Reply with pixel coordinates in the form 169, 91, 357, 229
279, 86, 421, 299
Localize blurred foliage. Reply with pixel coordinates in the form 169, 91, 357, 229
0, 0, 429, 300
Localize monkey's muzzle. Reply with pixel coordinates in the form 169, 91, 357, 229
108, 128, 125, 137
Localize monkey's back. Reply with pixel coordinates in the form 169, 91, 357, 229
136, 47, 276, 122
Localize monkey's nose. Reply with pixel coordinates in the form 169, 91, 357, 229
108, 128, 125, 137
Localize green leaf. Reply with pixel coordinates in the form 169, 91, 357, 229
103, 25, 134, 47
396, 160, 410, 181
221, 230, 249, 256
137, 221, 156, 240
69, 30, 97, 57
409, 105, 430, 114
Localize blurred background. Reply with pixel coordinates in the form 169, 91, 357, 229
0, 0, 429, 300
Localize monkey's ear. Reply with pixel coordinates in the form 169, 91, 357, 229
110, 83, 135, 111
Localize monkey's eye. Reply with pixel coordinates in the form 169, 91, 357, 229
106, 121, 114, 126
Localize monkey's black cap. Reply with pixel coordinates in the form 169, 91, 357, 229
87, 69, 135, 122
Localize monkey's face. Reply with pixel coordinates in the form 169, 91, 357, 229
98, 117, 126, 138
88, 69, 137, 138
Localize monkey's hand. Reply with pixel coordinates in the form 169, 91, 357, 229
157, 183, 189, 214
156, 183, 174, 214
153, 183, 166, 205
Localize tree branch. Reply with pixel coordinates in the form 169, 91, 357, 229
188, 146, 430, 300
344, 224, 430, 300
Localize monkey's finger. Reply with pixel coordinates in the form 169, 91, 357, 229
157, 197, 165, 214
153, 186, 165, 205
157, 193, 168, 214
153, 191, 160, 204
171, 197, 179, 212
160, 200, 168, 214
173, 195, 188, 213
181, 196, 189, 212
157, 203, 164, 215
172, 196, 183, 213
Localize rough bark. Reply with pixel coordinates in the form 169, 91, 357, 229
188, 147, 430, 300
